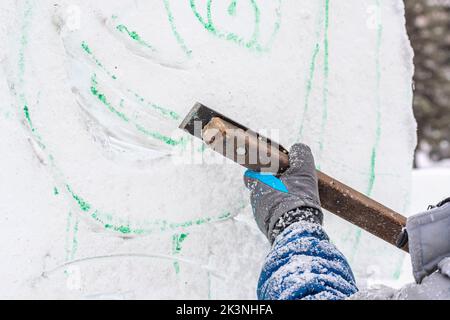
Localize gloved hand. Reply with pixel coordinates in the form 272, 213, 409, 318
406, 197, 450, 283
244, 143, 323, 243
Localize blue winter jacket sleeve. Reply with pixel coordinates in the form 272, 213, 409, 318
257, 221, 359, 300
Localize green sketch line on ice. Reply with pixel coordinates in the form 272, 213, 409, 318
348, 0, 384, 263
298, 1, 326, 141
9, 1, 415, 293
228, 0, 238, 16
189, 0, 282, 53
89, 74, 183, 146
64, 211, 79, 262
172, 233, 190, 274
15, 0, 233, 237
81, 41, 117, 80
115, 23, 156, 52
163, 0, 193, 57
81, 41, 181, 122
297, 0, 330, 170
317, 0, 330, 169
295, 0, 390, 264
367, 0, 384, 197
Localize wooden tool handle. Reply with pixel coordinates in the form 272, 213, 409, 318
264, 143, 408, 251
317, 171, 408, 252
202, 117, 408, 252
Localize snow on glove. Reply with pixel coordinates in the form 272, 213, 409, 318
244, 143, 323, 243
406, 197, 450, 283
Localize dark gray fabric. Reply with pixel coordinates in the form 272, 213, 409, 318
407, 201, 450, 283
244, 144, 323, 242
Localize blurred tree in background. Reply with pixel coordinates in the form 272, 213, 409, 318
404, 0, 450, 166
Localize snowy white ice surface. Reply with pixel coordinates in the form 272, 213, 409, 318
0, 0, 419, 299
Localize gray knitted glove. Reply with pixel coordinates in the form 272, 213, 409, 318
244, 143, 323, 243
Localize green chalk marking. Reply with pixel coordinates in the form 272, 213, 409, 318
70, 217, 79, 261
173, 233, 189, 253
23, 105, 33, 130
66, 185, 91, 212
91, 74, 129, 121
264, 1, 283, 51
172, 233, 190, 274
17, 4, 234, 239
173, 261, 181, 274
64, 211, 79, 262
296, 1, 363, 265
81, 41, 117, 80
163, 0, 193, 57
54, 187, 59, 195
367, 0, 383, 197
18, 1, 34, 86
108, 224, 132, 234
90, 74, 184, 146
116, 24, 156, 51
23, 103, 45, 149
350, 0, 384, 263
91, 209, 232, 236
228, 0, 237, 16
17, 2, 45, 147
317, 0, 331, 169
81, 41, 180, 121
80, 41, 92, 54
299, 43, 320, 140
127, 89, 180, 121
189, 0, 282, 53
298, 0, 325, 140
189, 0, 259, 50
64, 211, 73, 261
134, 124, 181, 146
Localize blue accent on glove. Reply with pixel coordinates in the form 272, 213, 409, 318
244, 170, 289, 193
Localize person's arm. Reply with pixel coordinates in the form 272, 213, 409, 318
244, 144, 358, 300
395, 198, 450, 300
